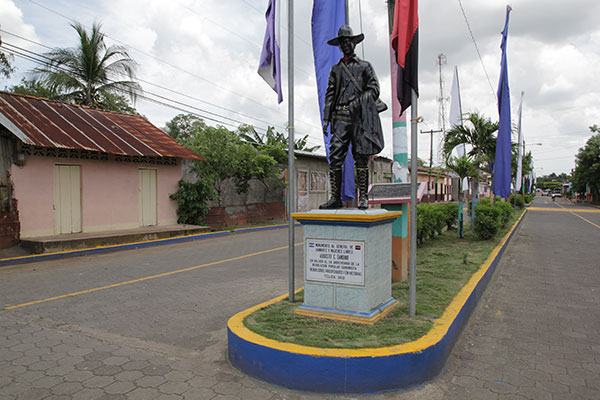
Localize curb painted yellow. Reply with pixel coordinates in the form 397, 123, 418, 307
228, 210, 527, 358
291, 211, 403, 223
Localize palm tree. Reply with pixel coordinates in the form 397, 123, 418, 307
443, 112, 498, 198
443, 112, 498, 225
35, 22, 141, 109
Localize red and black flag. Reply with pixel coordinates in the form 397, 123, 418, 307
391, 0, 418, 114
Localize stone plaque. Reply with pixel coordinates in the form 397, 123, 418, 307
368, 183, 412, 199
306, 239, 365, 286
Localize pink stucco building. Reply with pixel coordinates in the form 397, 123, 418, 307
0, 91, 200, 246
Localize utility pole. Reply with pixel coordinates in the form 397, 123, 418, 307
420, 128, 442, 201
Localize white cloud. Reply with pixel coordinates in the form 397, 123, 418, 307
1, 0, 599, 176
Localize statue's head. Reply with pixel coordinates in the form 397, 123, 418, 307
326, 25, 364, 56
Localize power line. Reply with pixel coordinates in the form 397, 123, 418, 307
457, 0, 496, 104
3, 43, 243, 127
26, 0, 322, 134
0, 30, 324, 147
0, 29, 281, 129
2, 41, 324, 148
25, 0, 319, 131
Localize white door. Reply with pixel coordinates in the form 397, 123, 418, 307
138, 168, 157, 227
53, 165, 82, 234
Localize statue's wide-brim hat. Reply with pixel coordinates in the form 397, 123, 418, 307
327, 25, 364, 46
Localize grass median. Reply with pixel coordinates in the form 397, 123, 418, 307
243, 209, 524, 349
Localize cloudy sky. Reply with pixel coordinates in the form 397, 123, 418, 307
1, 0, 599, 176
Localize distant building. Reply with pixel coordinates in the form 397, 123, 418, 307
407, 162, 453, 203
0, 91, 200, 247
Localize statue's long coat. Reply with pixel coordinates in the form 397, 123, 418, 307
323, 55, 384, 156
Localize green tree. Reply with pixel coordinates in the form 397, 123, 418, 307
1, 32, 15, 79
0, 50, 15, 80
572, 132, 600, 201
9, 77, 137, 113
443, 112, 498, 207
97, 91, 139, 114
186, 125, 241, 206
237, 124, 320, 154
10, 78, 58, 98
238, 125, 287, 164
166, 116, 285, 207
164, 114, 207, 144
34, 22, 141, 110
169, 179, 216, 225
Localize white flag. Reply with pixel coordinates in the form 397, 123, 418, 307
449, 66, 464, 157
515, 92, 524, 191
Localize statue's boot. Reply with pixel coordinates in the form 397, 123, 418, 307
357, 167, 369, 209
319, 168, 343, 209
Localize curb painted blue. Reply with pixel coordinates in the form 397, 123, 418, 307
227, 214, 526, 393
0, 223, 302, 267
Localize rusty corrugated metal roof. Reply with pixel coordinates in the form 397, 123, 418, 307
0, 91, 201, 160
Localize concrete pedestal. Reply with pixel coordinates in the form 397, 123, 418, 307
291, 209, 402, 324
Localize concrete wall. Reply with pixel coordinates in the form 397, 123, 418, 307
295, 156, 330, 211
182, 159, 284, 207
183, 155, 393, 223
370, 157, 393, 185
11, 155, 180, 238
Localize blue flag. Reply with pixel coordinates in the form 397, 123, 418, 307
258, 0, 283, 103
311, 0, 355, 202
494, 5, 512, 198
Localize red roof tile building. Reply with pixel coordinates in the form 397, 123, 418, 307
0, 91, 201, 246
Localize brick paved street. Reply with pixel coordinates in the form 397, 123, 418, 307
1, 197, 599, 399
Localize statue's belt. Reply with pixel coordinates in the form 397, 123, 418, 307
332, 114, 351, 122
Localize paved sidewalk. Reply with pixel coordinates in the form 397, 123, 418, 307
1, 198, 599, 399
424, 198, 600, 399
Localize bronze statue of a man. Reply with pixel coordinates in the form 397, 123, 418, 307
320, 25, 384, 210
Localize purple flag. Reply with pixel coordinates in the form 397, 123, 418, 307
258, 0, 282, 103
311, 0, 355, 201
494, 5, 512, 198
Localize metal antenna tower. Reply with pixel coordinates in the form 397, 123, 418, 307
436, 53, 448, 166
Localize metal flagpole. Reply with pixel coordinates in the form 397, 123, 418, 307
408, 89, 419, 317
409, 89, 418, 317
287, 0, 295, 303
345, 0, 349, 24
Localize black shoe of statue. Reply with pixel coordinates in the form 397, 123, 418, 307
319, 197, 343, 209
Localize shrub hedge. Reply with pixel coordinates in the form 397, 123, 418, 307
509, 194, 525, 208
415, 198, 517, 244
473, 203, 500, 239
473, 198, 514, 240
417, 203, 458, 245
